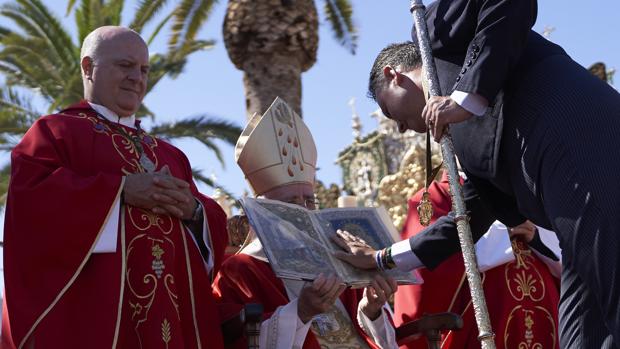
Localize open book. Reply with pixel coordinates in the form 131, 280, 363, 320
240, 197, 422, 288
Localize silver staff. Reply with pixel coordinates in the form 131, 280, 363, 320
409, 1, 496, 348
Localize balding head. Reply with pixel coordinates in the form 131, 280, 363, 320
80, 26, 145, 62
81, 26, 149, 116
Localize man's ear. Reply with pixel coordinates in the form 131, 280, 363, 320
383, 65, 402, 84
81, 56, 94, 80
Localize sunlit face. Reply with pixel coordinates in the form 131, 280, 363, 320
83, 32, 149, 117
375, 66, 427, 133
262, 183, 317, 210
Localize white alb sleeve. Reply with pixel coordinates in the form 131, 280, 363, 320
259, 298, 312, 349
357, 303, 397, 349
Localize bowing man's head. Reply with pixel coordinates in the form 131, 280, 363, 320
368, 41, 427, 134
80, 26, 149, 117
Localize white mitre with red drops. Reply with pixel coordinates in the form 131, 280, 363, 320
235, 97, 317, 195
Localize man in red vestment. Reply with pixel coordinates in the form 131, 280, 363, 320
2, 26, 227, 348
394, 173, 561, 348
213, 98, 398, 348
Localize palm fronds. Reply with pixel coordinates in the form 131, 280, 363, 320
0, 86, 41, 149
0, 0, 80, 104
323, 0, 357, 54
129, 0, 169, 34
0, 162, 12, 206
146, 38, 215, 94
0, 0, 241, 203
104, 0, 124, 26
149, 116, 242, 167
191, 167, 236, 199
168, 0, 218, 50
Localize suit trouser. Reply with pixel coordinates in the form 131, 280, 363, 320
539, 142, 619, 348
500, 55, 620, 348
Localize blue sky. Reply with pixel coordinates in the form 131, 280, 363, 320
0, 1, 619, 291
1, 0, 619, 200
140, 0, 620, 199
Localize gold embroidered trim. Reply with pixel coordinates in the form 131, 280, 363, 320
536, 305, 557, 348
112, 196, 128, 348
72, 111, 160, 175
503, 305, 557, 348
127, 207, 174, 234
162, 318, 172, 348
181, 223, 202, 348
125, 233, 158, 346
19, 178, 125, 349
505, 244, 545, 302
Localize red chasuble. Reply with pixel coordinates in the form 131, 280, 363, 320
2, 101, 227, 349
394, 173, 560, 349
213, 254, 383, 349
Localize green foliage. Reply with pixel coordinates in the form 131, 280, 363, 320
191, 167, 235, 199
0, 86, 40, 150
169, 0, 218, 51
0, 0, 241, 204
0, 162, 10, 206
150, 116, 242, 167
322, 0, 357, 54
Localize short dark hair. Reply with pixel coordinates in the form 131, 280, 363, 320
367, 41, 421, 101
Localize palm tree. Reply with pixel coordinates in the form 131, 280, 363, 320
588, 62, 616, 85
222, 0, 357, 118
0, 0, 242, 204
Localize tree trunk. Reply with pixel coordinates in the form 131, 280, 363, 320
242, 53, 303, 119
223, 0, 318, 120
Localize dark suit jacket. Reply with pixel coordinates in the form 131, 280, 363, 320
420, 0, 565, 180
409, 0, 564, 268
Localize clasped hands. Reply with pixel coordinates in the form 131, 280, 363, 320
122, 165, 196, 220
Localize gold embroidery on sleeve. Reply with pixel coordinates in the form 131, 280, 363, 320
162, 318, 172, 348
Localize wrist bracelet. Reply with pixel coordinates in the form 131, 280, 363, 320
375, 250, 384, 271
384, 247, 396, 270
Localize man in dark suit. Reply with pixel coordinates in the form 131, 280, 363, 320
334, 0, 620, 348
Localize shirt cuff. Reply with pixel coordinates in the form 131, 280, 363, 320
474, 222, 515, 272
450, 90, 488, 116
357, 304, 397, 349
391, 239, 423, 271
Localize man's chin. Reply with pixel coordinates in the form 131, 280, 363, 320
116, 99, 141, 117
115, 104, 140, 117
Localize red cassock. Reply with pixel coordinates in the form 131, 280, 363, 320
394, 174, 560, 349
213, 253, 383, 349
2, 101, 227, 349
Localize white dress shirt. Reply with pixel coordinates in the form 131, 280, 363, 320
450, 90, 489, 116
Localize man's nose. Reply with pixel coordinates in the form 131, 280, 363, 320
127, 67, 143, 82
397, 121, 407, 133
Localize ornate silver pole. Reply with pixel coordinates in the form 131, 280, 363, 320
409, 1, 496, 348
